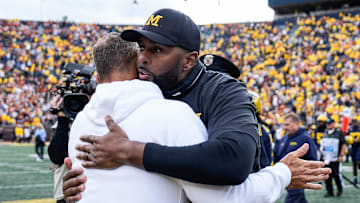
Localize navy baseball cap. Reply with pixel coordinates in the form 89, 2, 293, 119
200, 54, 240, 78
121, 8, 200, 52
327, 118, 335, 124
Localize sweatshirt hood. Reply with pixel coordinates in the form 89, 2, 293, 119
82, 79, 163, 126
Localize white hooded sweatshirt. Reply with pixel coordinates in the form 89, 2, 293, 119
68, 79, 291, 203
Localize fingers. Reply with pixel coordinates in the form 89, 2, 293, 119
64, 157, 72, 170
56, 97, 63, 107
63, 169, 86, 195
305, 167, 332, 176
65, 193, 82, 203
302, 160, 325, 169
293, 174, 329, 185
63, 167, 84, 183
303, 183, 322, 190
63, 168, 86, 201
288, 183, 322, 190
51, 95, 62, 108
104, 115, 128, 139
292, 143, 309, 158
105, 115, 118, 131
80, 135, 99, 144
64, 182, 85, 202
50, 95, 59, 106
297, 183, 323, 190
82, 161, 97, 168
76, 152, 92, 161
76, 144, 93, 154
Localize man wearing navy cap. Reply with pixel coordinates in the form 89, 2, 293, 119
63, 8, 330, 202
320, 118, 346, 197
76, 7, 262, 184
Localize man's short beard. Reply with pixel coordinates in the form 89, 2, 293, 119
152, 62, 181, 91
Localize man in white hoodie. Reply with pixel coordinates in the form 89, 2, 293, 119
68, 32, 299, 203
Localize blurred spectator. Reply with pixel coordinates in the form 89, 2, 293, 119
23, 125, 31, 143
313, 115, 328, 150
34, 123, 46, 161
273, 113, 317, 203
347, 117, 360, 185
320, 118, 346, 197
14, 124, 24, 142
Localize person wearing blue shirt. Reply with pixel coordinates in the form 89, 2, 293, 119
260, 124, 273, 166
274, 112, 318, 203
34, 123, 46, 161
348, 118, 360, 185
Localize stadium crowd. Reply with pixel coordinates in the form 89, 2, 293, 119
201, 13, 360, 129
1, 12, 360, 139
1, 7, 360, 202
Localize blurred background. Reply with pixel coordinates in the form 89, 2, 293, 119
1, 0, 360, 202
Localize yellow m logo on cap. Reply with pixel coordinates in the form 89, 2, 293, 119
146, 15, 163, 27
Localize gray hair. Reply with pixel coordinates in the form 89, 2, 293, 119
93, 32, 139, 80
283, 112, 301, 124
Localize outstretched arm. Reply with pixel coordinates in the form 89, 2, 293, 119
177, 144, 330, 203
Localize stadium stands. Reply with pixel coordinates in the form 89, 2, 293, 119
1, 10, 360, 140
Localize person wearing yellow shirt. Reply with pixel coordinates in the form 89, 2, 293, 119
15, 125, 24, 143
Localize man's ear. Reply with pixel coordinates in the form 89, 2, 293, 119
96, 73, 101, 84
183, 51, 198, 72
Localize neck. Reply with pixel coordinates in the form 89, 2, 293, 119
100, 66, 137, 83
101, 72, 136, 83
288, 128, 299, 137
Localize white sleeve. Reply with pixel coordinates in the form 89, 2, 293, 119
177, 162, 291, 203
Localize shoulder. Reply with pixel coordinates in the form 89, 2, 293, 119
279, 135, 288, 142
201, 71, 248, 93
301, 130, 313, 141
141, 99, 201, 124
262, 125, 271, 133
199, 72, 253, 107
144, 99, 207, 146
144, 99, 195, 114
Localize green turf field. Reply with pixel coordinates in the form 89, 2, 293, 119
0, 143, 54, 202
0, 143, 359, 202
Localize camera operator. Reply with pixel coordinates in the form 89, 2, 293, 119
47, 62, 95, 203
48, 94, 71, 203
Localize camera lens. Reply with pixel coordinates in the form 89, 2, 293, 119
62, 94, 89, 119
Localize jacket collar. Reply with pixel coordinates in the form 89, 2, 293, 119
288, 127, 305, 139
162, 61, 204, 98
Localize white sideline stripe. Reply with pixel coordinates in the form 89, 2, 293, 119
0, 154, 49, 159
0, 163, 50, 174
0, 158, 45, 161
341, 166, 352, 172
0, 183, 52, 189
0, 171, 51, 175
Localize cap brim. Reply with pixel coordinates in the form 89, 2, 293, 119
121, 29, 177, 46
